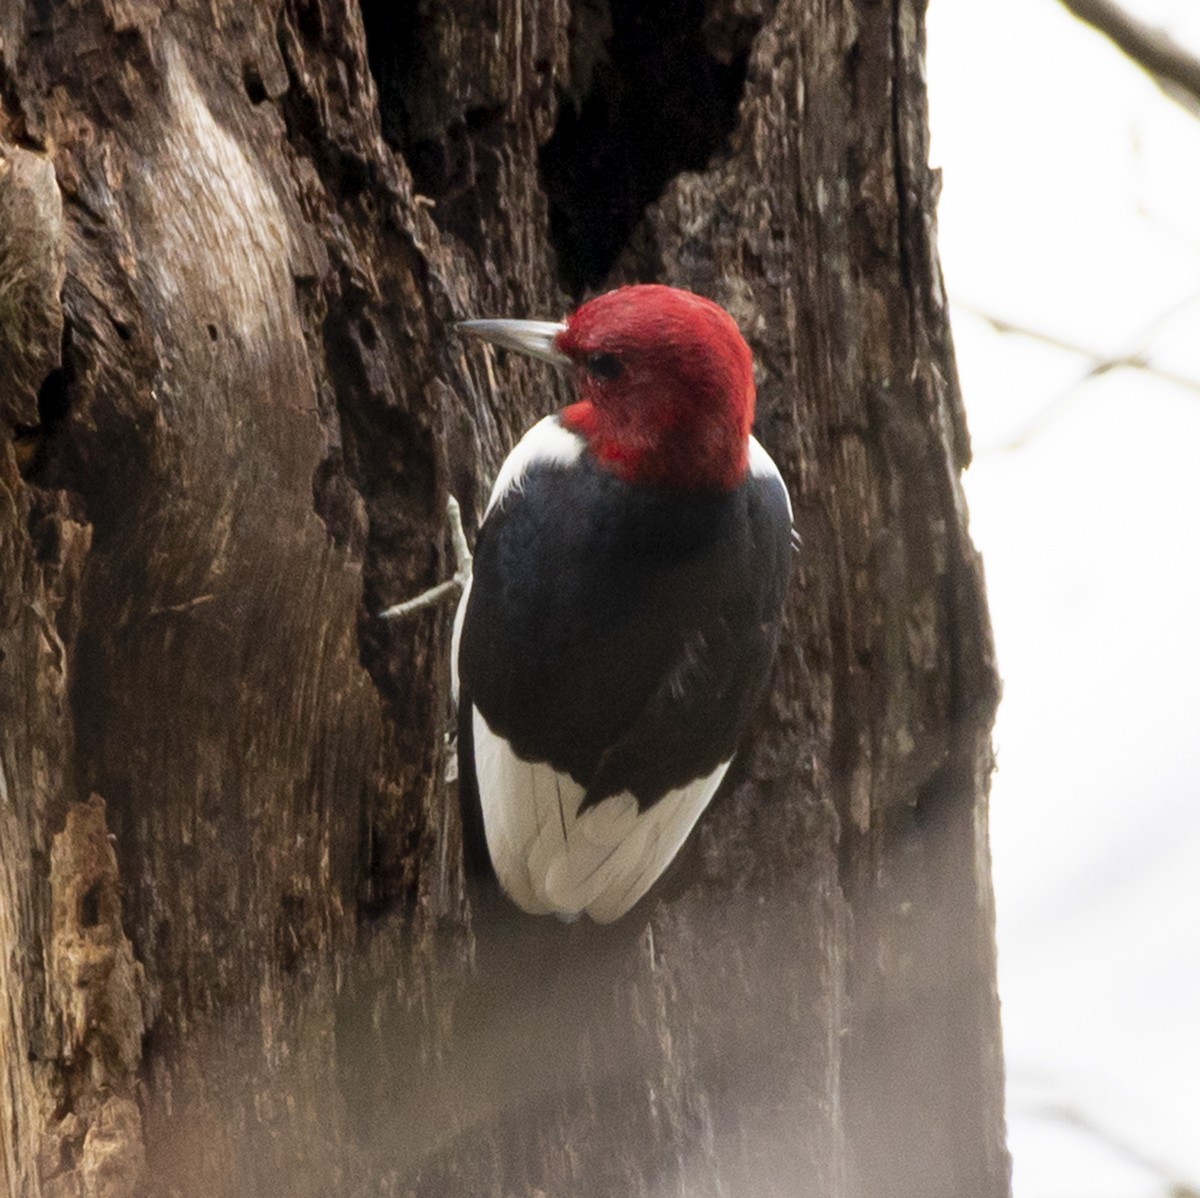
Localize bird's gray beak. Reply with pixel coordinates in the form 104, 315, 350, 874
457, 319, 571, 368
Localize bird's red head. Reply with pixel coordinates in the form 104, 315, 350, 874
554, 285, 756, 492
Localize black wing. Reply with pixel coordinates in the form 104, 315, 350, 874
458, 450, 792, 813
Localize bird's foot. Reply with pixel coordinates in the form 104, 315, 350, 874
378, 495, 473, 620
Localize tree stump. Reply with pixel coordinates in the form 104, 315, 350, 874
0, 2, 1006, 1195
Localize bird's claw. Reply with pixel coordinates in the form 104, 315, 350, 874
378, 495, 473, 620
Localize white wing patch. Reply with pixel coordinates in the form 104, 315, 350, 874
472, 707, 730, 923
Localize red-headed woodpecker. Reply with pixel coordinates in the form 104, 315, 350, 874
454, 284, 792, 922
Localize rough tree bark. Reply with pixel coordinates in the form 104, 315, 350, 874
0, 1, 1006, 1195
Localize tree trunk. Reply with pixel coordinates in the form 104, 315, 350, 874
0, 1, 1006, 1195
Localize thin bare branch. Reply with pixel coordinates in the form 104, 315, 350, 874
957, 301, 1200, 452
959, 303, 1200, 397
1058, 0, 1200, 113
1031, 1102, 1200, 1196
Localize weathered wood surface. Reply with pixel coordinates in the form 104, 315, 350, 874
0, 1, 1006, 1195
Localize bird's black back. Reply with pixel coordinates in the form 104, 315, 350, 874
458, 451, 792, 814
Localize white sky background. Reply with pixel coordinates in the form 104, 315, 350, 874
926, 2, 1200, 1196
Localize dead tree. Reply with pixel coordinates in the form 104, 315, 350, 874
0, 1, 1005, 1194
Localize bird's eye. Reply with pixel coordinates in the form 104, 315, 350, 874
586, 352, 624, 381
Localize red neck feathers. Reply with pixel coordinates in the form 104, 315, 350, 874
555, 285, 755, 492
